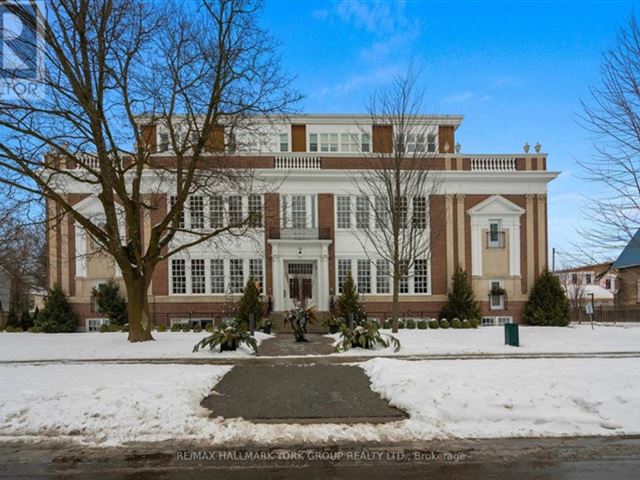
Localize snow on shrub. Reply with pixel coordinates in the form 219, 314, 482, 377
335, 320, 400, 352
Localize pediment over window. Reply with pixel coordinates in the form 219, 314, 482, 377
72, 196, 124, 219
467, 195, 525, 217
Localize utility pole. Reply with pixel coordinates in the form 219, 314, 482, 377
552, 247, 556, 272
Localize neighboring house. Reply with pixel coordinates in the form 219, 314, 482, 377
609, 230, 640, 306
555, 263, 616, 307
45, 114, 558, 329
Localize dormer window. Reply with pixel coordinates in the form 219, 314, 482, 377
159, 133, 169, 152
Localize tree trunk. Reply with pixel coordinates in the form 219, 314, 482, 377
391, 278, 400, 333
125, 279, 154, 342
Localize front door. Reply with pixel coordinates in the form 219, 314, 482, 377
287, 263, 314, 307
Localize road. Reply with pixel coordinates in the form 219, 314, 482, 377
1, 436, 639, 479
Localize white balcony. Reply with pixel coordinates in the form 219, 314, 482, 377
275, 155, 321, 170
470, 156, 517, 172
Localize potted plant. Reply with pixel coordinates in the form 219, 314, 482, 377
323, 316, 341, 334
284, 303, 316, 342
259, 318, 273, 335
193, 321, 258, 354
490, 285, 507, 297
335, 319, 401, 352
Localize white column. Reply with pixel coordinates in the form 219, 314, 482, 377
471, 224, 482, 276
509, 224, 521, 276
271, 246, 284, 311
75, 227, 87, 277
318, 244, 330, 310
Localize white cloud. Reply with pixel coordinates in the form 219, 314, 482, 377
315, 64, 404, 98
314, 0, 421, 63
442, 91, 492, 104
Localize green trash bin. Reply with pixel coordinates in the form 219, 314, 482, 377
504, 323, 519, 347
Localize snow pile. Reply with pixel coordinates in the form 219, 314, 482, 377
329, 324, 640, 356
0, 331, 270, 361
362, 357, 640, 439
2, 358, 640, 446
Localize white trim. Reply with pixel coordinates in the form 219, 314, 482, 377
468, 195, 524, 277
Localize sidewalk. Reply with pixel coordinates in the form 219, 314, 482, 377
2, 349, 640, 365
257, 333, 334, 356
201, 364, 408, 424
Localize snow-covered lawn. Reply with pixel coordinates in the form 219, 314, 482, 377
0, 331, 270, 361
1, 358, 639, 446
362, 357, 640, 439
1, 324, 639, 363
330, 324, 640, 356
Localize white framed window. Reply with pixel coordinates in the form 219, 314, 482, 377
397, 196, 408, 228
357, 259, 371, 294
412, 196, 427, 229
249, 259, 263, 293
210, 196, 224, 229
159, 132, 169, 151
170, 196, 185, 229
481, 317, 495, 327
399, 260, 409, 294
375, 196, 388, 229
376, 259, 390, 294
338, 259, 351, 293
229, 259, 244, 293
414, 259, 429, 294
356, 196, 369, 229
309, 133, 318, 152
340, 133, 360, 152
228, 196, 243, 225
606, 278, 612, 290
190, 196, 204, 229
586, 273, 592, 284
171, 258, 186, 294
337, 196, 351, 229
427, 133, 437, 153
481, 316, 512, 327
248, 194, 263, 228
406, 133, 426, 153
279, 133, 289, 152
362, 133, 371, 152
210, 259, 225, 294
291, 195, 307, 228
320, 133, 339, 152
488, 219, 503, 248
87, 318, 109, 332
169, 318, 190, 327
490, 280, 504, 310
191, 259, 206, 294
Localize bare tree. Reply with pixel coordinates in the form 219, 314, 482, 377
0, 204, 47, 312
348, 71, 441, 332
0, 0, 299, 341
578, 15, 640, 256
556, 270, 587, 324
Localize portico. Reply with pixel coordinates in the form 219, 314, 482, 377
268, 239, 332, 312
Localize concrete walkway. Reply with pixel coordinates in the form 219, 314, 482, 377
3, 351, 640, 366
201, 364, 408, 424
258, 333, 335, 356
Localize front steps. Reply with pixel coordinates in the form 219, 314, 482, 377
269, 311, 332, 334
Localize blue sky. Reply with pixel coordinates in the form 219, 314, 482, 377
260, 0, 639, 263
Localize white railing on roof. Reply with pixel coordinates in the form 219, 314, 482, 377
470, 156, 516, 172
73, 153, 122, 170
275, 156, 321, 170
